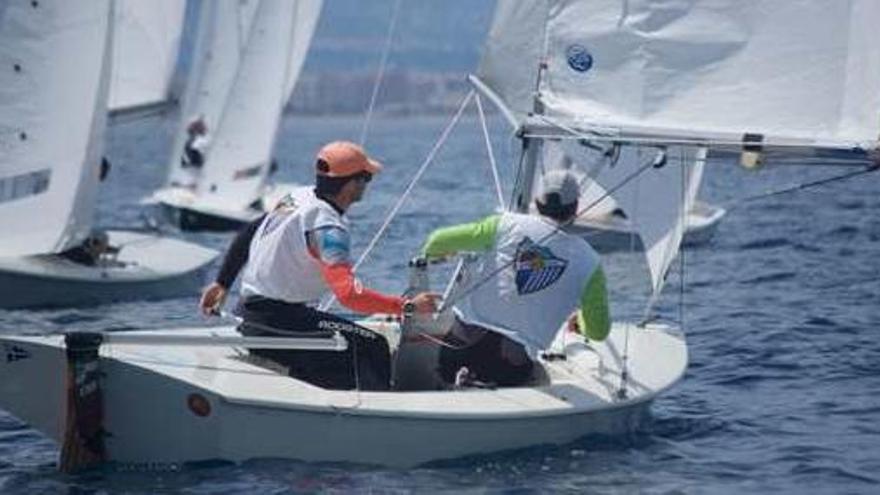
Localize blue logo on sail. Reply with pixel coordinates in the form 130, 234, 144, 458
514, 238, 568, 295
566, 44, 593, 73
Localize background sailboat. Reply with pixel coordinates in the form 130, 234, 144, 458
149, 0, 323, 231
0, 0, 217, 309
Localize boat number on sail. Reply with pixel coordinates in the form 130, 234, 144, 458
3, 344, 31, 363
514, 238, 568, 295
566, 45, 593, 73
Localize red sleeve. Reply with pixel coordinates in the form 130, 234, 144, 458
318, 262, 404, 316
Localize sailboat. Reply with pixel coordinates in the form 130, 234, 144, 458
108, 0, 187, 118
0, 0, 217, 309
2, 0, 878, 469
147, 0, 323, 231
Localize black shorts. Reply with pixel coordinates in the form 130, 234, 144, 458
437, 319, 534, 387
237, 296, 390, 391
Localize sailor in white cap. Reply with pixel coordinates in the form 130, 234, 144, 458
420, 169, 610, 387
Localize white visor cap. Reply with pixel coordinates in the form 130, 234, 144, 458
537, 170, 579, 206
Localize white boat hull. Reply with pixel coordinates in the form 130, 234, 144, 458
0, 230, 217, 309
569, 201, 726, 252
0, 321, 686, 467
149, 182, 302, 232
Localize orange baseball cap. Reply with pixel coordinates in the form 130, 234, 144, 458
315, 141, 383, 178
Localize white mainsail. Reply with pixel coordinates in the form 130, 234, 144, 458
282, 1, 322, 104
0, 0, 114, 257
108, 0, 186, 114
163, 0, 322, 211
479, 0, 880, 298
196, 0, 322, 211
480, 0, 880, 149
164, 0, 261, 189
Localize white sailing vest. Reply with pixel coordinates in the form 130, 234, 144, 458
454, 213, 599, 358
241, 187, 347, 305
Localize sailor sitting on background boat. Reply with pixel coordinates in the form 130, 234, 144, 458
199, 141, 438, 390
177, 116, 210, 188
60, 230, 119, 267
420, 170, 610, 387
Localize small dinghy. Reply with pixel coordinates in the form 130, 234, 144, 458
0, 319, 685, 469
0, 230, 217, 309
146, 0, 322, 231
0, 1, 217, 309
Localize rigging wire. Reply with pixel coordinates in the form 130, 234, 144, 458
679, 150, 687, 333
475, 94, 505, 209
357, 0, 404, 146
724, 165, 880, 210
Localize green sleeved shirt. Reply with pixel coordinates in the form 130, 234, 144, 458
421, 214, 611, 342
422, 215, 501, 258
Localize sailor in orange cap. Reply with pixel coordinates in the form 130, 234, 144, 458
199, 141, 438, 390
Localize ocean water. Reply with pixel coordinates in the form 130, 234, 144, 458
1, 114, 879, 494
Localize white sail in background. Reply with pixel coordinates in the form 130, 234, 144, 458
109, 0, 186, 113
165, 0, 261, 188
197, 0, 323, 210
480, 0, 880, 147
164, 0, 322, 210
0, 0, 114, 257
282, 0, 322, 104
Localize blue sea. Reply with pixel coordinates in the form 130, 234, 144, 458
1, 114, 878, 494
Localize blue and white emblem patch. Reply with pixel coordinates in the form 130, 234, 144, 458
514, 238, 568, 295
566, 44, 593, 73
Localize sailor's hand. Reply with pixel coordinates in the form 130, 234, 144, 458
199, 282, 227, 316
566, 313, 580, 334
409, 292, 442, 314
